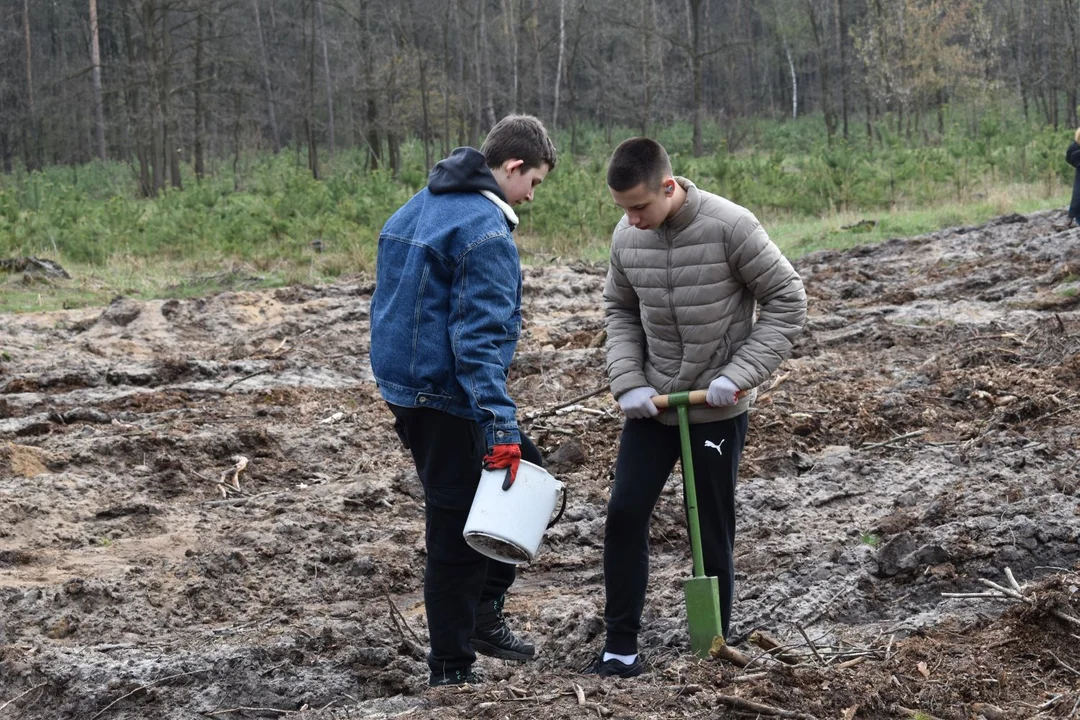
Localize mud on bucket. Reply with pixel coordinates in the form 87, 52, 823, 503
463, 460, 566, 565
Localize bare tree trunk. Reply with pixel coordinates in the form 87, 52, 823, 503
835, 0, 849, 139
22, 0, 39, 171
553, 0, 565, 129
641, 0, 653, 135
122, 1, 151, 194
565, 2, 587, 155
252, 0, 281, 152
145, 0, 164, 195
688, 0, 704, 156
532, 0, 544, 119
162, 4, 181, 189
502, 0, 519, 111
194, 6, 206, 178
89, 0, 106, 160
805, 0, 835, 143
784, 37, 797, 119
362, 0, 381, 169
442, 0, 452, 157
477, 0, 496, 132
307, 3, 320, 179
316, 0, 335, 161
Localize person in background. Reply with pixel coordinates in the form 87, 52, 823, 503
1066, 128, 1080, 227
369, 115, 557, 687
587, 137, 806, 678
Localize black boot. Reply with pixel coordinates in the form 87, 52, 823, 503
429, 666, 480, 687
471, 596, 535, 661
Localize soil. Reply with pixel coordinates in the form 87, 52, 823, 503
1, 209, 1079, 720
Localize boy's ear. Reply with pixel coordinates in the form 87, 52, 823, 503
503, 158, 525, 174
663, 178, 676, 196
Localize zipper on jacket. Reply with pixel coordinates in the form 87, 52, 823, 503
665, 227, 682, 360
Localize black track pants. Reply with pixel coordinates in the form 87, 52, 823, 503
603, 412, 748, 655
388, 404, 542, 674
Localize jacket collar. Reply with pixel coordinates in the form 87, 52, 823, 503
664, 177, 700, 233
480, 190, 519, 230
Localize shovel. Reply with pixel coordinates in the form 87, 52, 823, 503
651, 389, 733, 658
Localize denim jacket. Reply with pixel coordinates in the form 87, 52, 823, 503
370, 148, 523, 449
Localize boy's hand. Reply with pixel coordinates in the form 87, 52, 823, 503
618, 386, 660, 419
706, 376, 740, 407
484, 444, 522, 489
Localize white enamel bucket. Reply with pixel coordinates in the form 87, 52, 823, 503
463, 460, 566, 565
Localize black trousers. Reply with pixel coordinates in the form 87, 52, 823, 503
603, 412, 748, 655
388, 404, 542, 674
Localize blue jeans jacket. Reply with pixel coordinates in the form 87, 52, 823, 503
370, 188, 522, 448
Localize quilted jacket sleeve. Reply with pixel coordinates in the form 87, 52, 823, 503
603, 250, 651, 399
719, 216, 807, 389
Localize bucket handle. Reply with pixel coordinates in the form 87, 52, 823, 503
547, 484, 568, 529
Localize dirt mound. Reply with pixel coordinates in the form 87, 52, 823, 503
1, 210, 1078, 719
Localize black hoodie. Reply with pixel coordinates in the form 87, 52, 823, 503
427, 147, 508, 203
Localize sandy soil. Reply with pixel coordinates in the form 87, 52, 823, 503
1, 209, 1079, 720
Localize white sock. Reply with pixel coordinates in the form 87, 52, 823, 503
603, 652, 637, 665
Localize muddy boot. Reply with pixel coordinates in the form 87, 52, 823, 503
471, 596, 535, 661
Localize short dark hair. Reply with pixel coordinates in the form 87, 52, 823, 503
607, 137, 672, 192
481, 115, 558, 172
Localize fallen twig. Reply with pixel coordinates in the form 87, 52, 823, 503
0, 683, 48, 713
749, 630, 800, 665
1047, 651, 1080, 677
709, 637, 754, 667
225, 369, 271, 390
528, 424, 578, 436
381, 586, 425, 652
731, 672, 770, 683
794, 624, 825, 666
834, 656, 867, 670
943, 568, 1080, 630
201, 491, 278, 507
715, 694, 819, 719
89, 669, 209, 720
861, 429, 928, 450
205, 706, 294, 717
524, 385, 610, 421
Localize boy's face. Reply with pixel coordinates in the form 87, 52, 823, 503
609, 177, 677, 231
493, 159, 550, 206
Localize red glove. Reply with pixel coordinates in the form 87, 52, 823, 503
483, 444, 522, 490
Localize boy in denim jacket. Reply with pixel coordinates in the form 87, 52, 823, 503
370, 115, 556, 686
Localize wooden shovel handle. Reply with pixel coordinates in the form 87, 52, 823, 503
651, 389, 742, 409
651, 390, 708, 409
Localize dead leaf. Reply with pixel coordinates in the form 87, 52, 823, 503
917, 661, 930, 678
841, 706, 858, 720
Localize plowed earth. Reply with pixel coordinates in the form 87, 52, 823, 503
1, 209, 1078, 719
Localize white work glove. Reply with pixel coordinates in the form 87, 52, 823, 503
618, 386, 660, 419
706, 376, 740, 407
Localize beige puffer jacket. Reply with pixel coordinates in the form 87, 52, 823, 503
604, 178, 807, 425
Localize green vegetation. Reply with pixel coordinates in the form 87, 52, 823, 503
0, 113, 1073, 312
860, 532, 881, 548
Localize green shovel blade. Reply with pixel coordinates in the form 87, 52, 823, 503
684, 575, 723, 658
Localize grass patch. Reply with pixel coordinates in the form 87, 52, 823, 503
0, 114, 1075, 312
860, 532, 882, 548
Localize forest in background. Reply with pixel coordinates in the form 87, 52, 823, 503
4, 0, 1080, 188
2, 1, 1079, 312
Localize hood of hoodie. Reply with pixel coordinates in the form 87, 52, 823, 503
428, 147, 518, 230
428, 147, 506, 200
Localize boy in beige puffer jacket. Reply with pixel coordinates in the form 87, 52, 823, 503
585, 137, 807, 678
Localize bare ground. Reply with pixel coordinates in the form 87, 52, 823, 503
1, 209, 1079, 720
